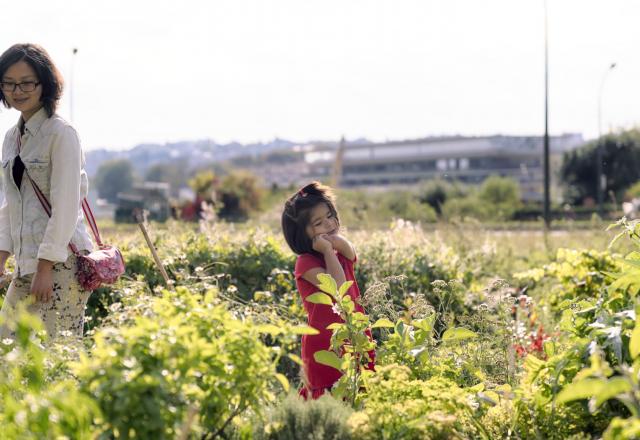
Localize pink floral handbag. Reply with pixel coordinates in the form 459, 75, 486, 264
27, 176, 125, 291
19, 135, 125, 291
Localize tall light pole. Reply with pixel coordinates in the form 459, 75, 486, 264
543, 0, 550, 229
596, 62, 617, 216
69, 48, 78, 124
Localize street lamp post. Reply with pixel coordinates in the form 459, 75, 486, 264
596, 62, 617, 217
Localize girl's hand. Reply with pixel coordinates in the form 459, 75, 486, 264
325, 233, 345, 247
31, 260, 54, 303
325, 233, 356, 261
312, 234, 334, 254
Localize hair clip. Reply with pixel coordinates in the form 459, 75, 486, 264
298, 190, 307, 197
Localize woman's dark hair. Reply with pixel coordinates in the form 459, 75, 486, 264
282, 181, 340, 255
0, 43, 64, 117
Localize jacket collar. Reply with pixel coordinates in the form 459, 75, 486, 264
20, 107, 48, 137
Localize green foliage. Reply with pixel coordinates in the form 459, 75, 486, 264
254, 394, 353, 440
514, 247, 619, 310
624, 180, 640, 201
94, 159, 136, 203
218, 170, 265, 220
479, 175, 521, 218
188, 170, 218, 200
504, 218, 640, 438
336, 189, 437, 228
5, 217, 640, 437
348, 364, 483, 439
145, 160, 189, 197
418, 178, 466, 215
561, 129, 640, 204
307, 274, 375, 406
440, 176, 520, 222
603, 416, 640, 440
0, 310, 99, 439
441, 196, 492, 221
75, 285, 290, 439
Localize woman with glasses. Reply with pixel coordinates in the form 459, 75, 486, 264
0, 43, 94, 340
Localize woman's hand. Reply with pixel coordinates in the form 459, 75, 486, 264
0, 250, 9, 276
31, 259, 54, 303
0, 250, 10, 288
312, 234, 334, 255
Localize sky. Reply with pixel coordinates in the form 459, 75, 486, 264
0, 0, 638, 151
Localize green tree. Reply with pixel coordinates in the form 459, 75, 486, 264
145, 160, 188, 197
419, 179, 467, 215
188, 170, 217, 201
478, 176, 520, 220
561, 129, 640, 204
94, 159, 135, 203
218, 171, 264, 220
479, 175, 520, 206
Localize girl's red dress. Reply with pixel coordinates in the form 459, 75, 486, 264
294, 251, 375, 399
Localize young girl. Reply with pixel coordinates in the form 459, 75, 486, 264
0, 44, 94, 339
282, 181, 374, 399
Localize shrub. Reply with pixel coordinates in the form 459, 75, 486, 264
75, 285, 289, 439
349, 364, 482, 439
218, 170, 265, 220
0, 311, 99, 439
419, 178, 467, 215
441, 196, 492, 221
254, 394, 353, 440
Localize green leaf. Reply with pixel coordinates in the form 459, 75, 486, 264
413, 315, 436, 333
275, 373, 290, 393
291, 325, 320, 335
478, 391, 498, 406
338, 280, 354, 297
255, 324, 283, 335
326, 323, 343, 331
306, 292, 334, 305
341, 297, 355, 313
288, 354, 303, 365
442, 327, 477, 342
316, 273, 338, 296
620, 258, 640, 269
630, 319, 640, 360
593, 377, 632, 409
371, 318, 395, 329
556, 378, 607, 404
314, 350, 342, 371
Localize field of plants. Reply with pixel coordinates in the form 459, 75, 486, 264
2, 215, 640, 439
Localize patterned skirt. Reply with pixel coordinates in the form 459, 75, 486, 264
0, 254, 91, 340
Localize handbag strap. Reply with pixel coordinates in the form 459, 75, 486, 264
16, 132, 103, 255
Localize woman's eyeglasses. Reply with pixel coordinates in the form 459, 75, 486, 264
1, 81, 40, 93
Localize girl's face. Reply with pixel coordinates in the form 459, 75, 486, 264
305, 202, 338, 240
2, 60, 43, 121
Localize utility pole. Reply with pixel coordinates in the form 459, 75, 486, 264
543, 0, 550, 229
596, 62, 617, 217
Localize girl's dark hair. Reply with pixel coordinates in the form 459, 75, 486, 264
0, 43, 64, 117
282, 181, 340, 255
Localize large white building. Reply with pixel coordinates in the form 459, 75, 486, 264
304, 134, 584, 201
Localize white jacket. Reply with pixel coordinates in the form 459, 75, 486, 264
0, 108, 93, 276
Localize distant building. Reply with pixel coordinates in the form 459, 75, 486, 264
304, 134, 584, 201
